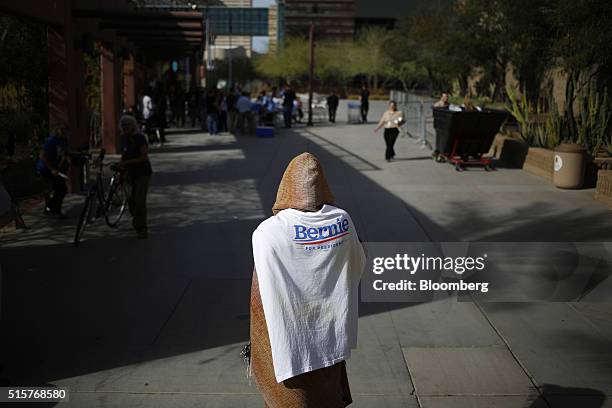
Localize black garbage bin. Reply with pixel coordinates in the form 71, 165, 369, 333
432, 108, 508, 170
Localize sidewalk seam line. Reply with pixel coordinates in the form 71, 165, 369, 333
470, 295, 551, 408
150, 279, 193, 347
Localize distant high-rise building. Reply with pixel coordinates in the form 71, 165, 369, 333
355, 0, 451, 30
272, 0, 450, 48
279, 0, 356, 41
268, 4, 279, 53
208, 0, 253, 59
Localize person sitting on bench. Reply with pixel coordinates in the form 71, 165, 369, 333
434, 92, 450, 108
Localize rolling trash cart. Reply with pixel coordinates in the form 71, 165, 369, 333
432, 108, 507, 171
347, 101, 361, 124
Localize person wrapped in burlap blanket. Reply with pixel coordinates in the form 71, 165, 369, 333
250, 152, 365, 407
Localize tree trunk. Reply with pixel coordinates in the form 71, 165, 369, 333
458, 74, 468, 97
426, 67, 434, 96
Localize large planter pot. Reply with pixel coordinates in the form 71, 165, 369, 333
594, 170, 612, 208
523, 147, 555, 181
553, 143, 587, 189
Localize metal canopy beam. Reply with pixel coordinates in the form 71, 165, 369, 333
118, 30, 203, 38
73, 9, 203, 20
100, 21, 202, 30
127, 37, 202, 43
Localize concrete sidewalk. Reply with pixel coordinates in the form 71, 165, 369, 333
1, 101, 611, 407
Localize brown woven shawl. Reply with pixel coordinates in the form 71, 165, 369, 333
250, 152, 352, 407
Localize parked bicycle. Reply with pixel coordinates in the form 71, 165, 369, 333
73, 149, 130, 245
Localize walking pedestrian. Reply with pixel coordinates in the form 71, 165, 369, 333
282, 84, 296, 128
374, 100, 404, 162
187, 85, 200, 127
154, 85, 167, 144
142, 88, 157, 143
199, 89, 208, 131
236, 92, 254, 135
218, 91, 228, 133
174, 85, 186, 128
206, 90, 219, 136
119, 115, 153, 239
250, 152, 365, 407
359, 84, 370, 123
327, 90, 339, 123
227, 90, 238, 133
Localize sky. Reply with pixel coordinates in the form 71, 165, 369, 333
252, 0, 275, 53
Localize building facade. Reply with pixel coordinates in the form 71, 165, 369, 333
208, 0, 253, 59
268, 4, 278, 54
270, 0, 451, 52
279, 0, 356, 41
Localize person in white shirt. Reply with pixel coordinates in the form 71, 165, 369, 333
374, 100, 404, 162
250, 152, 365, 407
142, 93, 153, 121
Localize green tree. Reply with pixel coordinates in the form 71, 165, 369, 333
0, 12, 48, 150
549, 0, 612, 142
394, 6, 473, 95
354, 26, 393, 91
316, 40, 361, 94
254, 37, 309, 84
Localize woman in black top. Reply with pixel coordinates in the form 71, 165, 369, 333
119, 115, 153, 239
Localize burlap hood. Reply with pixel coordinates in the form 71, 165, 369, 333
252, 153, 351, 406
272, 152, 334, 215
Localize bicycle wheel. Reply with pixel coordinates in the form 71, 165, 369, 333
74, 193, 96, 245
105, 176, 128, 227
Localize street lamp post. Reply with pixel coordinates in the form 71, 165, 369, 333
307, 20, 314, 126
228, 12, 233, 90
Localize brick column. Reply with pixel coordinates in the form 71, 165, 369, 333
100, 44, 120, 154
123, 54, 136, 110
47, 28, 70, 134
47, 17, 86, 191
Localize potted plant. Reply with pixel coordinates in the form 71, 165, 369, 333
506, 86, 559, 180
555, 79, 611, 189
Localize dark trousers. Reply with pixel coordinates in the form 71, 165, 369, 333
384, 128, 399, 160
328, 107, 337, 122
361, 103, 369, 123
189, 109, 197, 127
199, 108, 208, 130
40, 170, 67, 213
219, 111, 228, 132
238, 111, 254, 135
283, 108, 292, 128
129, 175, 150, 232
173, 106, 184, 128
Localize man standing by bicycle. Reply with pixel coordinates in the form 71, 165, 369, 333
119, 115, 152, 239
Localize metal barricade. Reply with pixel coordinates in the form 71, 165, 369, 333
395, 91, 436, 150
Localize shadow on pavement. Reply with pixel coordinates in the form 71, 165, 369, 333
531, 384, 607, 407
0, 127, 610, 405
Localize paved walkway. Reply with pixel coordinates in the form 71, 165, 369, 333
1, 101, 611, 407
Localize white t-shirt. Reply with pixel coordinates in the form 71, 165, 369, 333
252, 204, 366, 382
142, 95, 153, 119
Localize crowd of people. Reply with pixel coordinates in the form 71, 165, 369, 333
133, 82, 376, 140
34, 80, 379, 237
